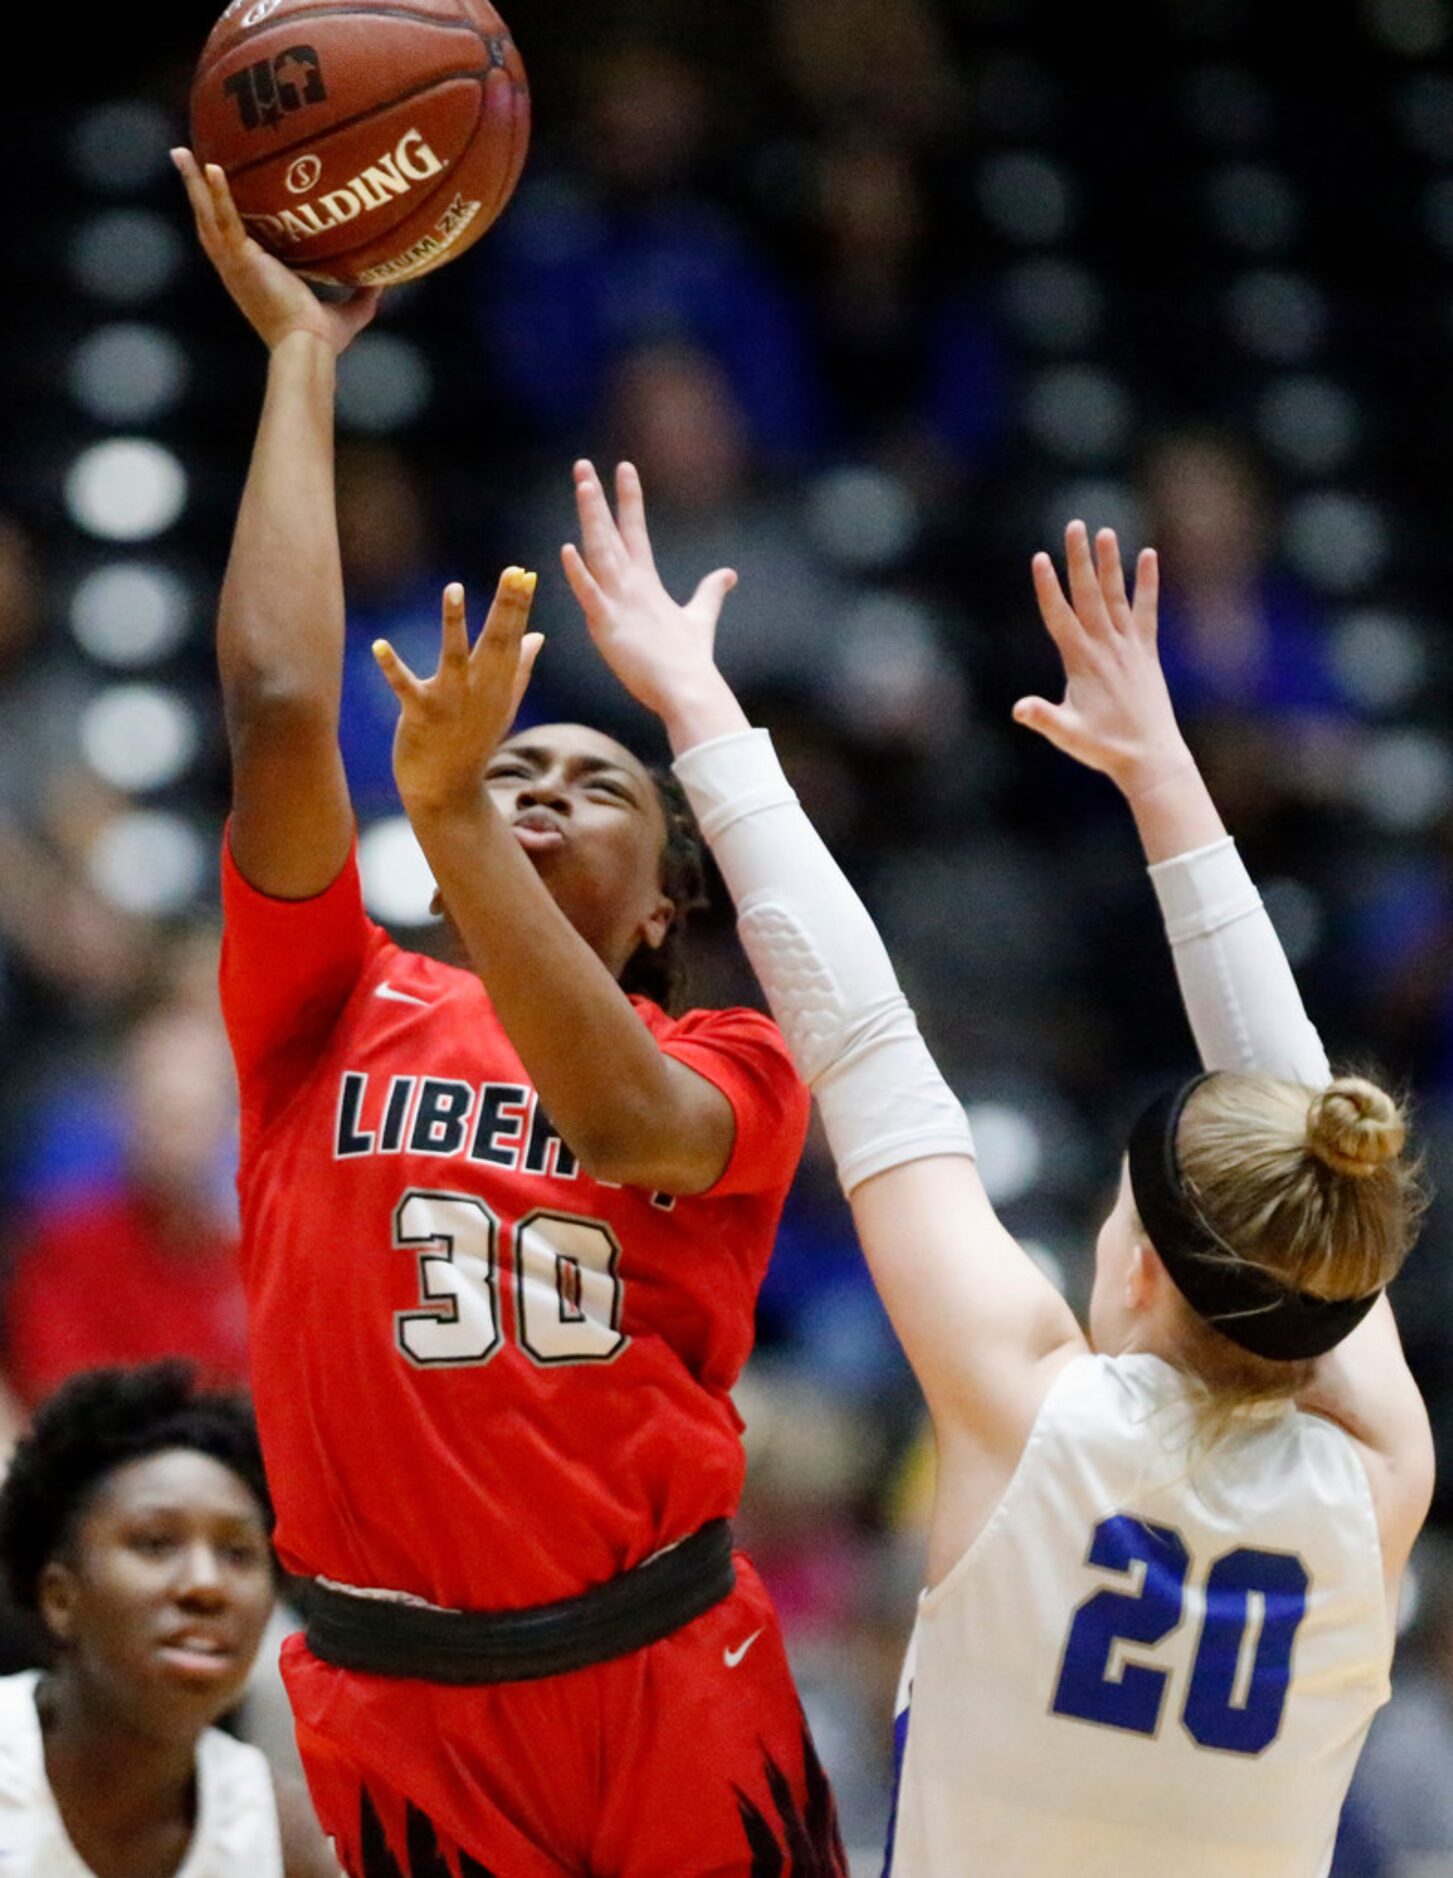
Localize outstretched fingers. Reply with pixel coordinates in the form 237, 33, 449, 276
440, 581, 470, 669
473, 566, 538, 672
171, 147, 222, 247
1130, 547, 1160, 640
1094, 528, 1132, 628
1011, 694, 1084, 761
613, 462, 657, 565
204, 162, 250, 248
372, 637, 424, 703
687, 566, 738, 629
561, 542, 607, 627
509, 631, 545, 720
1030, 548, 1088, 658
1063, 519, 1113, 633
573, 460, 626, 578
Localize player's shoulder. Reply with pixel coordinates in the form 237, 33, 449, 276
633, 997, 790, 1051
367, 937, 469, 1000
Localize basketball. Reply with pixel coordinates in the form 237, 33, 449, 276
189, 0, 529, 289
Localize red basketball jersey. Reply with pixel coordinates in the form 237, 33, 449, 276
219, 839, 808, 1610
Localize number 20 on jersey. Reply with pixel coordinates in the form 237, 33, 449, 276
1052, 1513, 1310, 1756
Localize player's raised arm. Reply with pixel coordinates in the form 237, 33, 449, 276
1016, 520, 1325, 1078
373, 571, 742, 1196
567, 460, 1084, 1560
173, 150, 379, 899
1018, 521, 1433, 1580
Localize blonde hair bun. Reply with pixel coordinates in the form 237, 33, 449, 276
1306, 1077, 1406, 1179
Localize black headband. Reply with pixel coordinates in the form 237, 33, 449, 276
1125, 1077, 1382, 1362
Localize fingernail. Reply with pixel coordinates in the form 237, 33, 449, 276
372, 639, 390, 660
517, 570, 538, 595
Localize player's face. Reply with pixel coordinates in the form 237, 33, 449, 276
1089, 1164, 1146, 1355
484, 725, 674, 979
38, 1449, 274, 1744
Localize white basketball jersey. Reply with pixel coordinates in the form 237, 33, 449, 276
0, 1670, 285, 1876
888, 1354, 1391, 1877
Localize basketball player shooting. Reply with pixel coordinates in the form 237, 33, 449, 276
172, 152, 847, 1878
570, 463, 1433, 1877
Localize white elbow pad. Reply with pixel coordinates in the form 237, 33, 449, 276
676, 730, 975, 1194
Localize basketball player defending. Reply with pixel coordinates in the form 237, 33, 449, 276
570, 462, 1431, 1876
172, 154, 846, 1878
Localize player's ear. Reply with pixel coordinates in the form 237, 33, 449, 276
1125, 1238, 1156, 1315
639, 891, 674, 954
38, 1560, 79, 1645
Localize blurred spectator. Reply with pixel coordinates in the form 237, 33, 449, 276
471, 46, 821, 457
0, 517, 90, 831
512, 341, 848, 736
0, 518, 157, 1195
3, 997, 246, 1406
334, 442, 454, 818
770, 0, 961, 147
0, 521, 149, 1021
1144, 430, 1350, 723
1337, 1533, 1453, 1872
1139, 428, 1363, 847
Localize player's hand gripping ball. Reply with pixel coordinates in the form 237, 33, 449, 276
189, 0, 529, 289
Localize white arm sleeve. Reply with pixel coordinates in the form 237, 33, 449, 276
1148, 836, 1330, 1086
673, 728, 975, 1195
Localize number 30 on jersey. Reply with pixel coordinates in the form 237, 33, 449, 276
391, 1188, 627, 1368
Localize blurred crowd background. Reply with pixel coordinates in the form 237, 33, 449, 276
4, 0, 1453, 1868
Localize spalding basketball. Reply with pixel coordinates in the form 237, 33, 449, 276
190, 0, 529, 288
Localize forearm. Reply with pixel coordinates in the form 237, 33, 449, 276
218, 332, 345, 720
675, 728, 974, 1192
1126, 753, 1329, 1084
410, 800, 710, 1182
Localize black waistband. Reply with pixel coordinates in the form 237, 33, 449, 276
303, 1519, 736, 1685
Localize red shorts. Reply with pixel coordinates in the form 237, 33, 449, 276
286, 1555, 847, 1877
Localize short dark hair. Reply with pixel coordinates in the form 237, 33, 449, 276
620, 768, 709, 1014
0, 1362, 273, 1612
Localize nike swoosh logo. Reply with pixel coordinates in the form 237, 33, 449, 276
375, 982, 429, 1007
723, 1628, 763, 1669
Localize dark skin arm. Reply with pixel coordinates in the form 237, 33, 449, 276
374, 578, 737, 1195
172, 150, 377, 899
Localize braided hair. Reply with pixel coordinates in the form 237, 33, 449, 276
620, 768, 709, 1014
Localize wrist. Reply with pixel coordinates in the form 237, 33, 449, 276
658, 669, 751, 756
1116, 739, 1197, 803
268, 327, 337, 370
400, 778, 491, 828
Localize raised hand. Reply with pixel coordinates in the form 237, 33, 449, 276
373, 571, 543, 817
1013, 520, 1191, 799
562, 460, 739, 724
171, 147, 380, 354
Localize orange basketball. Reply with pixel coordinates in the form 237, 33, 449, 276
189, 0, 529, 288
